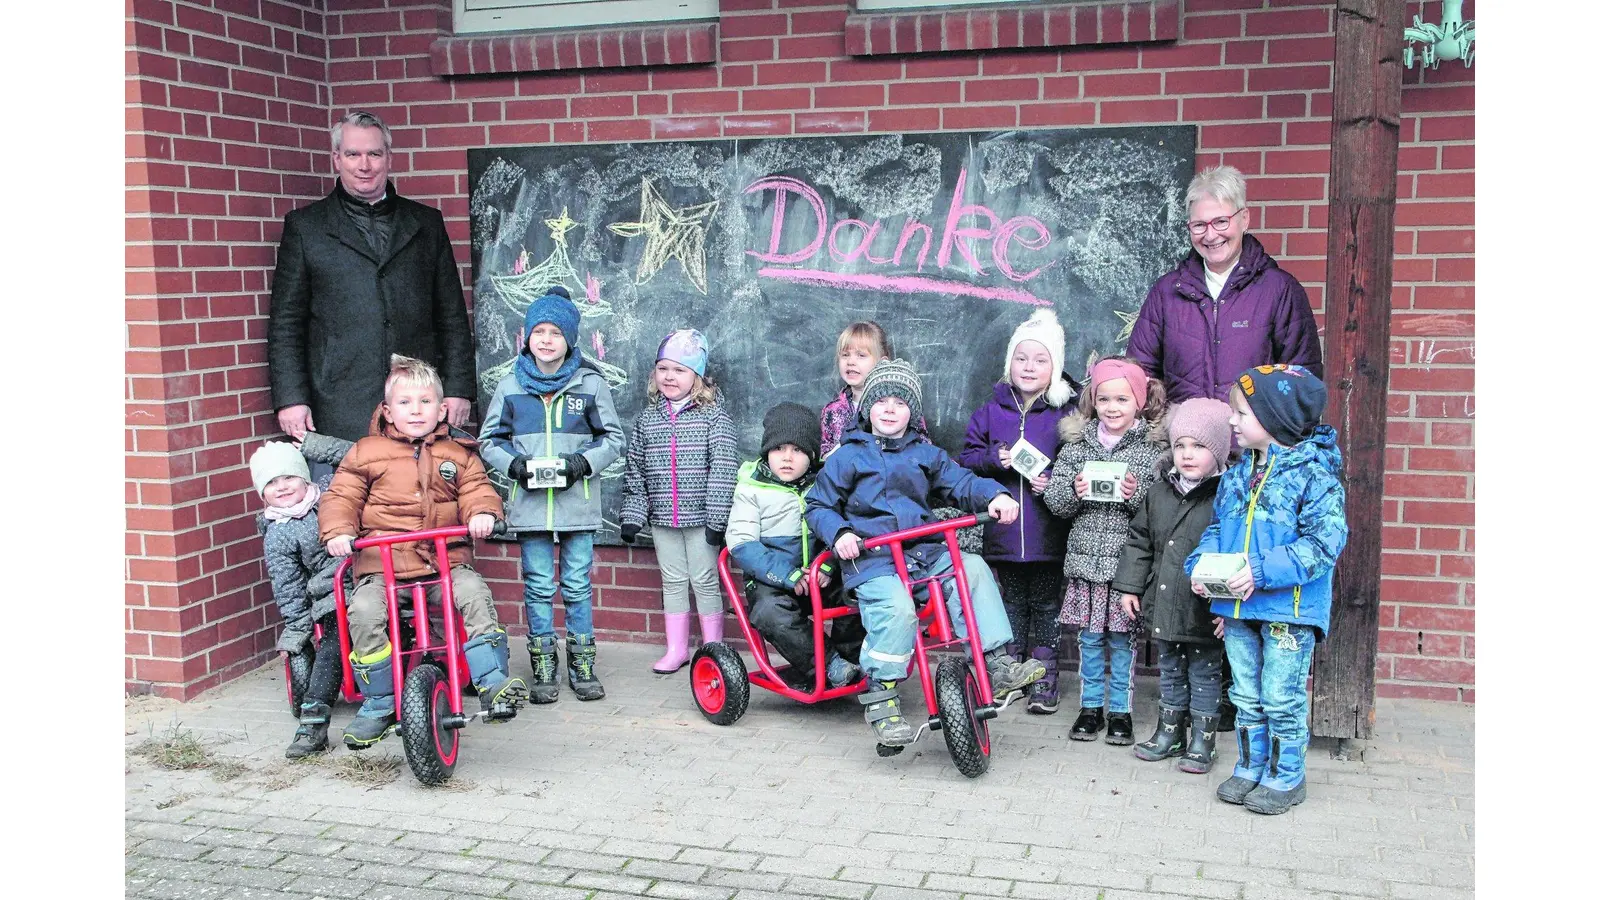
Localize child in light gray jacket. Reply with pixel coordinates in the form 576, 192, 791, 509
480, 288, 626, 703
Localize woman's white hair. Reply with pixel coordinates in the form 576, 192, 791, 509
332, 110, 392, 153
1185, 164, 1247, 214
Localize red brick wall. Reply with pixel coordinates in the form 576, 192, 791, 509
125, 0, 1474, 702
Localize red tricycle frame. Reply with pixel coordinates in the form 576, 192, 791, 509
694, 513, 1014, 777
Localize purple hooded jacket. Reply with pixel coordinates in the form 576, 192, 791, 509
1127, 234, 1323, 404
957, 383, 1072, 564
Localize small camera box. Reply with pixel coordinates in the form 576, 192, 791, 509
1081, 460, 1128, 502
1192, 553, 1249, 600
524, 457, 568, 490
1008, 437, 1050, 481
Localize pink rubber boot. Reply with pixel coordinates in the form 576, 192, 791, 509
698, 612, 724, 646
652, 612, 692, 674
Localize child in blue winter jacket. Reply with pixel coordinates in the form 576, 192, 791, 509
1188, 364, 1347, 815
480, 287, 626, 703
806, 359, 1045, 747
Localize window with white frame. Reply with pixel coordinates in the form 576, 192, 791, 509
454, 0, 718, 35
855, 0, 1039, 10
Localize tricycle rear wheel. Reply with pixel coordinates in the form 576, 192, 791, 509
690, 643, 750, 726
399, 662, 459, 785
935, 657, 991, 778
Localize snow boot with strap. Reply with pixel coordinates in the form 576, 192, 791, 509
1134, 706, 1188, 761
343, 645, 397, 749
565, 634, 605, 701
465, 629, 527, 721
526, 635, 560, 704
859, 679, 916, 746
286, 702, 331, 759
1244, 736, 1308, 814
1217, 723, 1270, 803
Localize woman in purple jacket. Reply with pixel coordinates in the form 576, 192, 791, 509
1127, 165, 1323, 404
958, 309, 1079, 714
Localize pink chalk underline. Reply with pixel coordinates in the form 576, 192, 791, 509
756, 267, 1051, 307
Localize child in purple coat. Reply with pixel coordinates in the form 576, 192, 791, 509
958, 309, 1078, 714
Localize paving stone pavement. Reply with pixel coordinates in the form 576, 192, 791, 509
126, 643, 1474, 899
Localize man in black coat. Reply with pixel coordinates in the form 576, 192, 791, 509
268, 110, 476, 444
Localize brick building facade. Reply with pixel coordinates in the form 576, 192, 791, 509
125, 0, 1475, 701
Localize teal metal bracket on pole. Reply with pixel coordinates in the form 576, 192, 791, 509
1404, 0, 1475, 69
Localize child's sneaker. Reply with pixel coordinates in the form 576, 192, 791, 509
983, 648, 1045, 697
859, 679, 916, 746
826, 652, 861, 687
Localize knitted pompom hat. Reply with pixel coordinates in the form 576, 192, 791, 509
250, 441, 309, 497
1166, 398, 1233, 470
857, 358, 923, 428
524, 285, 579, 352
1002, 308, 1071, 407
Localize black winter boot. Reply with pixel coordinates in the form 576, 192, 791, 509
1133, 706, 1188, 761
1105, 711, 1135, 746
286, 702, 331, 760
565, 634, 606, 701
1025, 647, 1059, 715
527, 635, 560, 704
1069, 706, 1105, 741
1177, 712, 1220, 774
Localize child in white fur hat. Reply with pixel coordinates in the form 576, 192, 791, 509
250, 435, 350, 759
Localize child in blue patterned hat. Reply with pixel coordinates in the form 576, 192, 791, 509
1188, 363, 1348, 815
620, 328, 741, 674
480, 286, 627, 703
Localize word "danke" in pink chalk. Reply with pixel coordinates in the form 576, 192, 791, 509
744, 169, 1055, 284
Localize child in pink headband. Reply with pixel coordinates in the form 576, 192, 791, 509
1043, 354, 1168, 747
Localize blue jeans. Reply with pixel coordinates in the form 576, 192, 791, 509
1078, 629, 1134, 713
520, 532, 595, 639
852, 551, 1013, 682
1224, 619, 1317, 745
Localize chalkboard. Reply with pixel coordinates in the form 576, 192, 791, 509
466, 126, 1196, 543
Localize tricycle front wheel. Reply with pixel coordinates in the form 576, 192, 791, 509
935, 657, 991, 778
399, 663, 459, 785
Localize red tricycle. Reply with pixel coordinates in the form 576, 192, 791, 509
689, 513, 1022, 778
283, 524, 514, 785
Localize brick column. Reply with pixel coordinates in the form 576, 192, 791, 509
126, 0, 329, 698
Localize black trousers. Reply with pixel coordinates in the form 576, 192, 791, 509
302, 612, 344, 708
745, 579, 864, 677
992, 561, 1064, 655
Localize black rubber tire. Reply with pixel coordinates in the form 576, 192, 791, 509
689, 642, 750, 726
935, 657, 992, 779
399, 663, 458, 785
286, 650, 313, 718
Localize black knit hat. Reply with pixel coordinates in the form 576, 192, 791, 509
760, 401, 821, 462
1235, 364, 1328, 447
857, 358, 923, 428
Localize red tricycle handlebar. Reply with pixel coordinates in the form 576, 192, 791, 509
349, 520, 509, 550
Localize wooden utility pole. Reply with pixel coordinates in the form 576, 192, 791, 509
1311, 0, 1406, 742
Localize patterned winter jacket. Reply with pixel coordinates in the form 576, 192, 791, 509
319, 406, 504, 580
1187, 425, 1347, 636
1042, 413, 1168, 584
478, 360, 626, 533
260, 433, 352, 653
620, 394, 740, 533
725, 460, 835, 592
806, 428, 1007, 592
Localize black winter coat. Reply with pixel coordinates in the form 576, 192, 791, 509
267, 181, 476, 443
1110, 455, 1223, 645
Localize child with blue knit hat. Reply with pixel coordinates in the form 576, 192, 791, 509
480, 286, 626, 702
1187, 364, 1348, 815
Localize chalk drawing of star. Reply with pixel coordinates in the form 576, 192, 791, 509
608, 178, 719, 294
1113, 308, 1140, 344
544, 207, 578, 245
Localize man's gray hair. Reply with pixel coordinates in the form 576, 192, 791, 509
332, 110, 392, 153
1185, 164, 1247, 214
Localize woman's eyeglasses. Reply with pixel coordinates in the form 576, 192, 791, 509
1185, 207, 1246, 236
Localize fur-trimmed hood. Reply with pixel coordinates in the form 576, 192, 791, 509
1058, 411, 1168, 448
